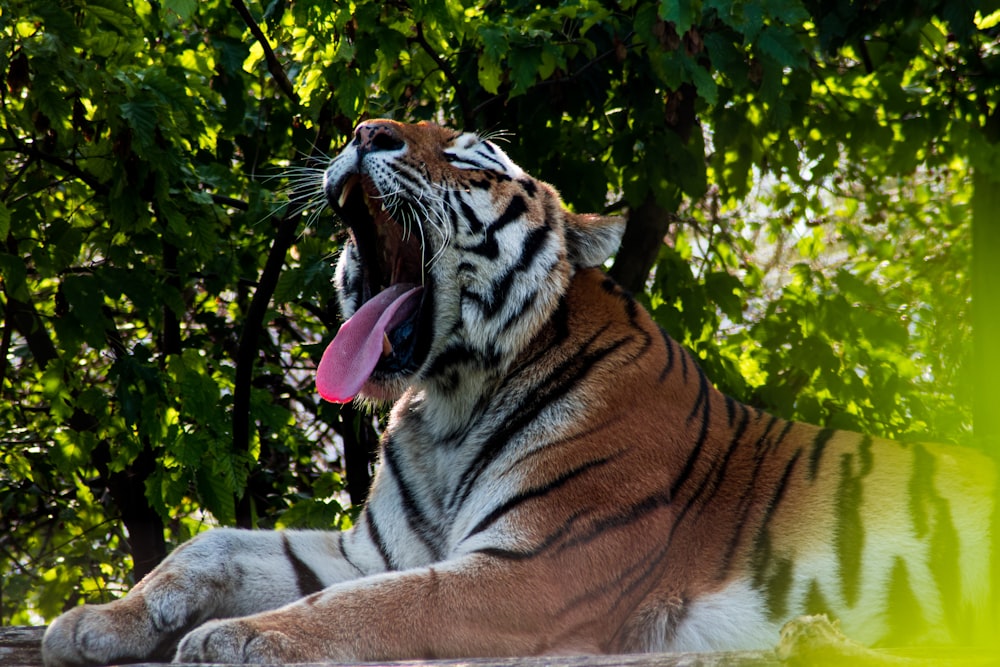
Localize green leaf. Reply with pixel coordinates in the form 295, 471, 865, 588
119, 99, 158, 152
196, 464, 236, 525
478, 53, 503, 94
685, 56, 718, 105
509, 46, 540, 97
705, 271, 743, 320
660, 0, 700, 35
756, 24, 807, 69
479, 26, 508, 61
88, 0, 139, 34
274, 266, 304, 303
61, 275, 111, 348
761, 0, 809, 24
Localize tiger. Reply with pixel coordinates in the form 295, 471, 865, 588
42, 119, 996, 666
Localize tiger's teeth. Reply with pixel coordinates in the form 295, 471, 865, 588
382, 333, 393, 357
337, 187, 350, 209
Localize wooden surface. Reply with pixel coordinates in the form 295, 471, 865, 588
1, 626, 47, 667
2, 619, 998, 667
0, 626, 779, 667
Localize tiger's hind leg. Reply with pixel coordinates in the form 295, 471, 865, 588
42, 528, 371, 667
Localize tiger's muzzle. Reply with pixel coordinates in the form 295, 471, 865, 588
318, 121, 432, 402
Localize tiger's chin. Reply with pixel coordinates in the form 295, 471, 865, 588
356, 374, 413, 404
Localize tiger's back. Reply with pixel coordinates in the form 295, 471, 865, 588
41, 120, 997, 667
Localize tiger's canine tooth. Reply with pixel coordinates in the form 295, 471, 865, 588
337, 174, 360, 209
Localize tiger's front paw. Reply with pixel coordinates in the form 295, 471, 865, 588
43, 603, 157, 667
175, 619, 298, 664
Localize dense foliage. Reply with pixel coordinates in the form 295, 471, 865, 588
2, 0, 998, 625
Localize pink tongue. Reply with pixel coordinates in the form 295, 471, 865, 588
317, 284, 423, 403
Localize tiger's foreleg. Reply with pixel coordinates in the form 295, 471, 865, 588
42, 528, 375, 667
175, 553, 592, 664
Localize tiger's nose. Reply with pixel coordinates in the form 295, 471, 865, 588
354, 121, 405, 156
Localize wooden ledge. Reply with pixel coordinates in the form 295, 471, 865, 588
0, 627, 778, 667
3, 617, 998, 667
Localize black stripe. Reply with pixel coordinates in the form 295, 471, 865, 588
474, 507, 592, 561
696, 403, 753, 513
394, 163, 430, 192
501, 294, 572, 381
337, 535, 365, 576
763, 557, 794, 620
930, 511, 962, 638
596, 484, 703, 615
559, 474, 697, 559
808, 428, 836, 479
658, 327, 675, 382
686, 367, 712, 424
473, 145, 508, 170
448, 329, 630, 511
484, 465, 692, 616
466, 225, 553, 322
459, 198, 485, 234
454, 158, 492, 171
386, 172, 425, 204
382, 436, 444, 559
364, 507, 394, 570
424, 341, 496, 379
600, 278, 640, 324
463, 195, 529, 259
729, 447, 801, 577
804, 579, 833, 617
755, 415, 779, 450
463, 454, 616, 541
506, 416, 621, 472
670, 368, 713, 498
450, 334, 628, 509
909, 442, 933, 537
669, 416, 739, 519
916, 445, 963, 638
282, 534, 325, 596
724, 395, 737, 427
766, 448, 802, 522
448, 191, 465, 234
488, 257, 566, 339
773, 419, 796, 450
884, 556, 928, 645
468, 176, 494, 189
836, 452, 863, 606
857, 434, 873, 474
755, 452, 803, 618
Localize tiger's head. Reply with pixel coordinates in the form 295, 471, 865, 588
318, 119, 625, 405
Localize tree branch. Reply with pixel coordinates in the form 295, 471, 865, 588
6, 136, 109, 197
230, 98, 337, 527
414, 23, 474, 129
231, 0, 300, 104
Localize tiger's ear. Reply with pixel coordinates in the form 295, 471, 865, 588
564, 212, 627, 268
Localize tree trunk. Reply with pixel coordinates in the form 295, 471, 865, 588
609, 194, 671, 295
339, 404, 380, 507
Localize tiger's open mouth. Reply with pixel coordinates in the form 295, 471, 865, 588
317, 174, 432, 403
